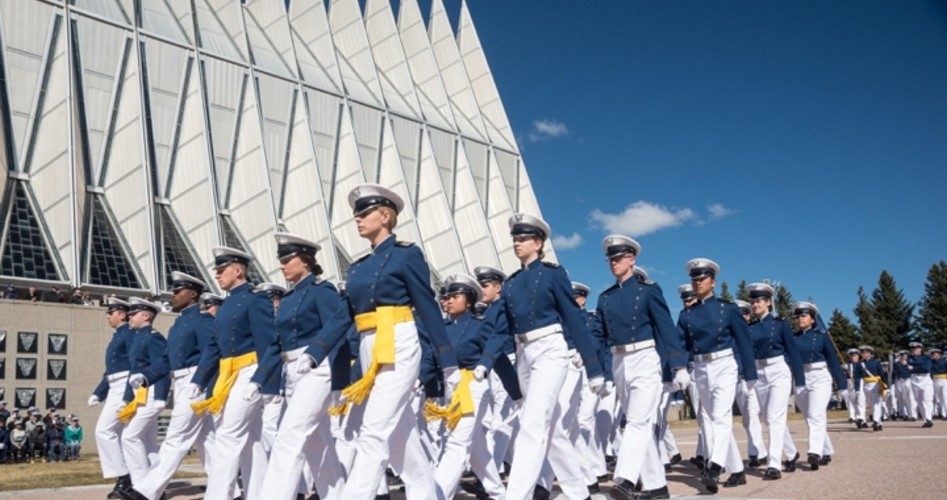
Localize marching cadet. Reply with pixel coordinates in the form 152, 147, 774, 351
338, 184, 457, 500
190, 247, 279, 500
425, 274, 506, 499
790, 301, 847, 470
572, 281, 612, 486
598, 236, 688, 500
846, 349, 867, 428
120, 273, 218, 500
200, 292, 224, 316
746, 283, 806, 480
500, 213, 605, 500
892, 350, 916, 420
254, 281, 289, 472
930, 348, 947, 419
859, 345, 887, 430
89, 298, 135, 498
119, 298, 170, 485
678, 284, 707, 469
733, 299, 767, 468
257, 233, 351, 500
677, 258, 756, 493
257, 282, 288, 307
905, 341, 935, 427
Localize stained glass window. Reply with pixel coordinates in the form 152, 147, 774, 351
1, 181, 60, 280
86, 195, 141, 288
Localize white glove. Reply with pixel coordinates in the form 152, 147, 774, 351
129, 373, 146, 389
571, 351, 584, 368
673, 368, 691, 388
412, 379, 425, 398
295, 354, 315, 375
589, 376, 605, 395
745, 379, 758, 392
243, 383, 261, 401
184, 383, 203, 400
473, 365, 487, 382
794, 385, 806, 396
263, 394, 284, 405
87, 395, 101, 406
603, 380, 614, 396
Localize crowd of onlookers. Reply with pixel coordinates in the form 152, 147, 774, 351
2, 284, 174, 312
0, 402, 84, 464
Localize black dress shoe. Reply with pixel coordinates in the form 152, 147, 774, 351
664, 463, 671, 472
748, 455, 761, 467
923, 420, 934, 428
637, 485, 671, 499
723, 472, 746, 487
297, 494, 306, 500
374, 495, 390, 500
597, 474, 611, 483
783, 452, 799, 472
588, 483, 600, 493
461, 479, 489, 499
117, 489, 149, 500
872, 422, 883, 431
608, 480, 637, 500
306, 494, 320, 500
820, 455, 832, 466
689, 455, 705, 470
701, 462, 722, 494
669, 453, 682, 465
763, 468, 782, 480
807, 453, 820, 470
533, 484, 551, 500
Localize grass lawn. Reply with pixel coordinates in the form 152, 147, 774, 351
0, 455, 204, 492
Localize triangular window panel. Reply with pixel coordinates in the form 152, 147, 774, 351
86, 195, 141, 288
1, 181, 59, 280
335, 243, 351, 282
158, 206, 206, 291
220, 215, 267, 285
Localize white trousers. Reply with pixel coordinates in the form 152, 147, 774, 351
795, 366, 833, 456
262, 357, 345, 500
204, 363, 265, 500
736, 380, 765, 458
341, 321, 435, 500
121, 388, 165, 484
136, 371, 212, 500
434, 376, 504, 499
613, 348, 665, 489
96, 375, 130, 478
755, 359, 793, 469
578, 376, 605, 479
506, 334, 588, 500
934, 378, 947, 418
536, 358, 587, 492
655, 382, 680, 464
911, 374, 934, 421
571, 367, 600, 485
896, 378, 917, 418
484, 355, 516, 471
687, 371, 707, 458
693, 355, 742, 473
594, 387, 617, 462
863, 382, 882, 422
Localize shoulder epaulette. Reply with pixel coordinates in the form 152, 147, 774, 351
474, 314, 485, 321
542, 261, 560, 269
635, 274, 654, 286
353, 254, 371, 265
718, 297, 734, 304
395, 240, 415, 248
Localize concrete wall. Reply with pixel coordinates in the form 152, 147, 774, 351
0, 299, 176, 454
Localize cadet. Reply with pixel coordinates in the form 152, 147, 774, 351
930, 348, 946, 419
254, 281, 289, 468
118, 298, 170, 485
598, 236, 687, 500
905, 341, 934, 427
859, 345, 887, 430
846, 349, 867, 428
892, 350, 916, 420
200, 292, 224, 316
426, 274, 506, 499
790, 302, 847, 469
677, 258, 756, 493
678, 284, 707, 469
339, 184, 457, 500
746, 283, 806, 480
733, 299, 767, 468
190, 247, 279, 500
500, 213, 605, 500
572, 281, 612, 486
89, 298, 135, 498
121, 273, 218, 500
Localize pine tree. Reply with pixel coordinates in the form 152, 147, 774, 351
736, 280, 750, 302
719, 281, 733, 301
854, 286, 878, 347
827, 308, 860, 359
857, 272, 915, 354
916, 261, 947, 346
774, 284, 794, 319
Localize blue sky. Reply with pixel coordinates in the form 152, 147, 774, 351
434, 0, 947, 317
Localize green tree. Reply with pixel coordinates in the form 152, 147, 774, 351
827, 308, 860, 361
736, 280, 750, 302
916, 261, 947, 346
871, 271, 914, 353
774, 283, 794, 319
719, 281, 733, 301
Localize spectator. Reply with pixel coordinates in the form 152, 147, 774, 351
0, 419, 7, 463
28, 286, 42, 302
25, 412, 45, 462
10, 422, 28, 463
46, 421, 65, 462
49, 286, 65, 303
2, 284, 16, 300
0, 401, 9, 425
64, 416, 83, 461
70, 288, 84, 305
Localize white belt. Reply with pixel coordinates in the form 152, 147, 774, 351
108, 371, 130, 382
612, 339, 656, 354
756, 356, 784, 369
281, 346, 307, 363
515, 323, 562, 344
804, 361, 827, 371
172, 366, 197, 380
694, 348, 733, 363
912, 373, 930, 378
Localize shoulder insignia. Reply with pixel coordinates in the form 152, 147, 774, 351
718, 297, 734, 304
635, 274, 654, 286
474, 314, 485, 321
541, 261, 560, 268
353, 254, 371, 265
395, 240, 415, 248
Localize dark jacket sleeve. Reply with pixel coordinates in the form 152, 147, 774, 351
403, 246, 456, 369
648, 286, 687, 370
140, 334, 170, 386
552, 267, 603, 379
305, 283, 355, 365
493, 353, 522, 400
781, 321, 806, 387
824, 336, 848, 390
249, 293, 280, 389
192, 314, 220, 389
729, 307, 758, 381
92, 374, 109, 400
477, 306, 508, 372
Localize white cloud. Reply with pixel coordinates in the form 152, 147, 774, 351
589, 201, 697, 236
551, 232, 583, 250
708, 203, 735, 219
529, 119, 569, 142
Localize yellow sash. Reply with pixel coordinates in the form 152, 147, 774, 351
191, 351, 258, 415
934, 373, 947, 380
338, 306, 413, 407
423, 369, 475, 430
863, 376, 881, 384
117, 387, 148, 423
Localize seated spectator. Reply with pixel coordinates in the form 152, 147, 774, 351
46, 421, 65, 462
0, 420, 8, 463
64, 416, 83, 461
10, 422, 28, 463
25, 412, 45, 462
70, 287, 84, 305
0, 401, 10, 426
2, 284, 16, 300
49, 286, 65, 303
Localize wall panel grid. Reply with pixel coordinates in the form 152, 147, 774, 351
0, 0, 553, 297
